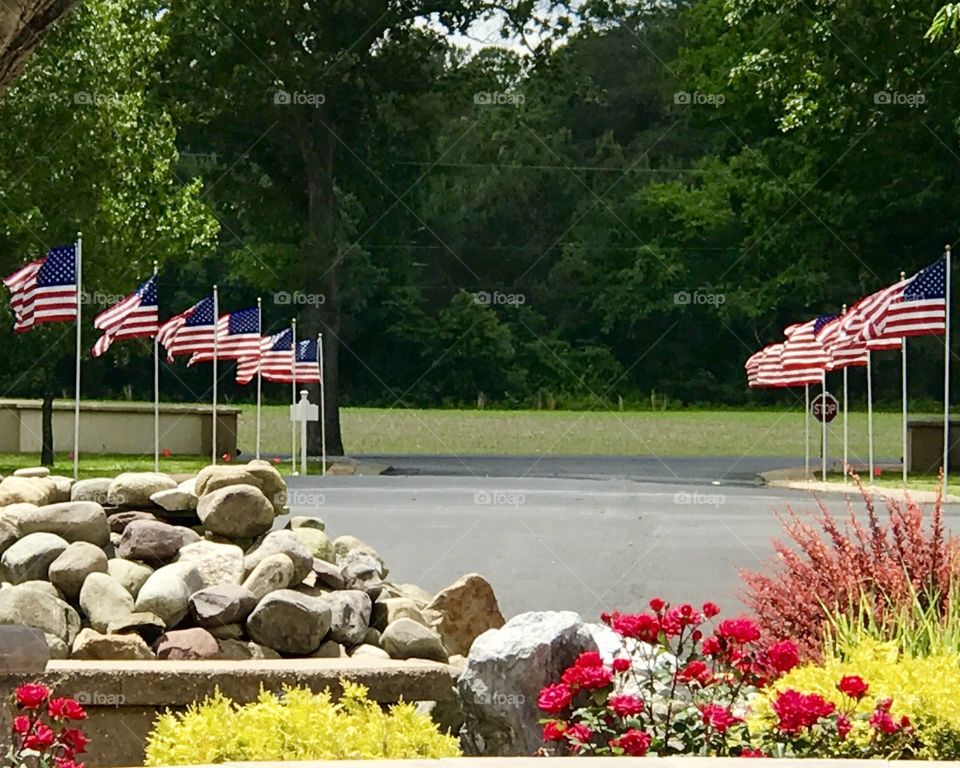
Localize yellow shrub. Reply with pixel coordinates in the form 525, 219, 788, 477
143, 681, 461, 765
750, 639, 960, 758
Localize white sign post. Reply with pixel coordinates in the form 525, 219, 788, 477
290, 390, 319, 476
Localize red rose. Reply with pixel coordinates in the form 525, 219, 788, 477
837, 675, 869, 701
876, 697, 893, 712
701, 635, 721, 656
24, 723, 55, 751
609, 728, 651, 756
605, 612, 660, 643
577, 665, 613, 690
771, 690, 836, 734
608, 694, 644, 717
837, 713, 852, 740
716, 617, 761, 644
574, 651, 603, 668
561, 666, 584, 687
702, 602, 721, 618
677, 660, 712, 686
700, 703, 741, 734
766, 640, 800, 674
649, 598, 666, 613
12, 715, 31, 735
537, 684, 572, 714
870, 710, 898, 735
739, 748, 767, 757
60, 728, 90, 754
564, 723, 593, 746
55, 760, 86, 768
612, 657, 631, 673
542, 721, 567, 742
48, 698, 86, 721
16, 684, 51, 709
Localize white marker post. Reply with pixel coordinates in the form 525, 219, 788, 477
842, 304, 848, 480
867, 351, 874, 481
290, 390, 319, 476
821, 372, 828, 481
256, 296, 262, 460
318, 332, 327, 475
73, 233, 82, 480
944, 245, 952, 497
902, 269, 909, 486
153, 261, 159, 472
804, 384, 810, 478
212, 285, 219, 465
290, 318, 297, 475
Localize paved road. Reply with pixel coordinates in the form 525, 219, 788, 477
283, 460, 956, 623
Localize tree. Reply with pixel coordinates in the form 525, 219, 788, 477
0, 0, 218, 463
0, 0, 80, 95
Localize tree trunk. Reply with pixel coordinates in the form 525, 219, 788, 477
301, 118, 345, 457
0, 0, 80, 95
41, 390, 54, 465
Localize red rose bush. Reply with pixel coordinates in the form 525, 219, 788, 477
7, 684, 89, 768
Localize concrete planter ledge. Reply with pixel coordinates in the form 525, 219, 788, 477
133, 759, 960, 767
0, 658, 461, 767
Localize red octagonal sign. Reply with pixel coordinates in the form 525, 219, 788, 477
812, 392, 839, 423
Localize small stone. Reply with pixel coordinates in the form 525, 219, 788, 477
380, 618, 447, 662
117, 520, 184, 565
79, 572, 135, 633
44, 633, 69, 660
426, 573, 505, 657
291, 528, 334, 561
0, 519, 18, 558
134, 562, 204, 628
216, 639, 281, 660
107, 558, 154, 598
72, 628, 154, 660
154, 627, 219, 660
244, 530, 313, 584
0, 477, 58, 506
46, 476, 73, 503
17, 502, 109, 546
175, 527, 201, 546
108, 472, 177, 507
19, 580, 60, 599
364, 627, 382, 646
246, 589, 331, 655
107, 612, 167, 644
177, 540, 244, 588
379, 597, 428, 628
208, 623, 244, 640
334, 535, 387, 574
388, 582, 434, 607
189, 584, 257, 627
312, 559, 345, 590
241, 553, 294, 600
323, 589, 372, 646
351, 644, 390, 659
289, 516, 324, 531
71, 478, 113, 504
197, 484, 274, 539
0, 625, 50, 671
14, 466, 50, 478
342, 557, 384, 600
311, 640, 347, 658
48, 542, 109, 601
0, 583, 80, 644
107, 511, 159, 534
150, 488, 198, 512
1, 532, 68, 584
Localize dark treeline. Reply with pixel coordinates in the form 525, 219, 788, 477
2, 0, 960, 452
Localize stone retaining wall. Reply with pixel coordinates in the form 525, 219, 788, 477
0, 658, 460, 767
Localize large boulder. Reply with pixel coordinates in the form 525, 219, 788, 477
244, 530, 313, 584
46, 476, 74, 503
0, 583, 81, 644
189, 584, 257, 627
176, 540, 243, 588
196, 462, 286, 515
107, 511, 160, 535
1, 532, 68, 584
426, 573, 505, 657
246, 589, 331, 654
150, 488, 198, 513
107, 558, 154, 598
458, 611, 598, 755
380, 618, 447, 662
107, 472, 177, 508
0, 519, 19, 558
197, 485, 274, 539
134, 562, 203, 628
341, 555, 385, 599
79, 572, 136, 633
375, 597, 428, 630
154, 627, 219, 660
48, 542, 109, 601
0, 625, 50, 671
18, 502, 109, 546
70, 478, 113, 504
116, 520, 184, 565
323, 590, 371, 646
312, 559, 345, 591
0, 476, 58, 506
72, 628, 154, 660
333, 535, 387, 574
241, 553, 294, 600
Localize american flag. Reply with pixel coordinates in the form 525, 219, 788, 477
838, 280, 909, 352
263, 338, 321, 384
189, 307, 261, 365
752, 343, 821, 387
157, 295, 216, 361
869, 258, 947, 340
235, 328, 294, 385
781, 318, 829, 370
2, 245, 78, 332
91, 275, 159, 358
816, 313, 868, 370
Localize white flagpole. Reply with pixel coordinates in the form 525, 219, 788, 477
804, 383, 810, 478
212, 285, 219, 465
256, 296, 262, 460
73, 233, 82, 480
901, 271, 908, 487
867, 351, 874, 481
318, 332, 326, 475
944, 245, 952, 497
821, 371, 828, 481
153, 260, 159, 473
842, 304, 848, 480
291, 318, 297, 475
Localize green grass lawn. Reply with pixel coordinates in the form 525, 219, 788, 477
0, 453, 213, 479
0, 405, 939, 477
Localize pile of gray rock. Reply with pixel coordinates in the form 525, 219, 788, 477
0, 463, 504, 662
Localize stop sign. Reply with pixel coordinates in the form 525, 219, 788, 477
812, 392, 839, 423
